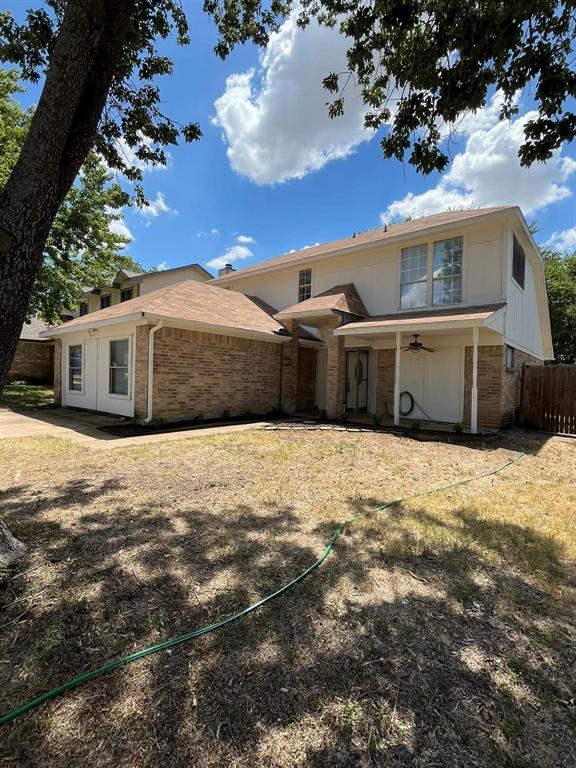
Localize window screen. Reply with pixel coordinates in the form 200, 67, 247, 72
298, 269, 312, 302
512, 235, 525, 289
68, 344, 82, 391
400, 244, 427, 309
432, 237, 463, 306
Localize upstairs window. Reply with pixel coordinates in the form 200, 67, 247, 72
298, 268, 312, 302
400, 244, 427, 309
68, 344, 83, 392
79, 302, 88, 316
433, 237, 463, 306
120, 288, 133, 302
100, 294, 111, 309
512, 234, 525, 289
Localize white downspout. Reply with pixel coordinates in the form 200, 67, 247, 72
144, 321, 164, 423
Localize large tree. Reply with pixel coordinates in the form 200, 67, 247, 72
0, 0, 575, 395
542, 247, 576, 363
1, 68, 142, 323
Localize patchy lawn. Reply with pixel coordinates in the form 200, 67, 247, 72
0, 427, 575, 767
1, 384, 55, 411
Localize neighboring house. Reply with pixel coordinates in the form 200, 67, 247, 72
79, 262, 213, 315
42, 207, 553, 432
8, 317, 55, 384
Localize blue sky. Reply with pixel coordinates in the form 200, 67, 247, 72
6, 1, 576, 275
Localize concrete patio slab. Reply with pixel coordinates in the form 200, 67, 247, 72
0, 408, 275, 450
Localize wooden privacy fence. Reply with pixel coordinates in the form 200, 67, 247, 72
520, 364, 576, 435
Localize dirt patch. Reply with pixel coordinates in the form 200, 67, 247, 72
0, 428, 575, 767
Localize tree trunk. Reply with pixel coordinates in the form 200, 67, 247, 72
0, 0, 136, 550
0, 0, 135, 395
0, 520, 26, 568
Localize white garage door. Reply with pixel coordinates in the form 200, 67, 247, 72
62, 334, 134, 417
400, 346, 464, 423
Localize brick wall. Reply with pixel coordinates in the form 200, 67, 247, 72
325, 316, 345, 418
142, 326, 283, 422
375, 349, 395, 417
8, 340, 54, 384
280, 319, 299, 413
296, 347, 317, 411
501, 347, 543, 425
134, 325, 151, 420
464, 344, 543, 428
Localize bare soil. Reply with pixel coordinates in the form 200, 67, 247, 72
0, 426, 575, 767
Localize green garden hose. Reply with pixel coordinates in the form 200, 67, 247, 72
0, 450, 524, 728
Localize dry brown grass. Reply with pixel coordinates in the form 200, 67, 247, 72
0, 426, 575, 767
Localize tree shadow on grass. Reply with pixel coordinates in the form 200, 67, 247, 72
0, 478, 575, 767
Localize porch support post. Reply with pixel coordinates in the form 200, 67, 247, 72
471, 326, 479, 434
325, 315, 346, 419
394, 331, 401, 426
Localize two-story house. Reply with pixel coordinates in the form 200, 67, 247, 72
78, 262, 213, 316
42, 207, 553, 432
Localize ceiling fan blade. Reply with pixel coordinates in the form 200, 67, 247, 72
421, 346, 438, 352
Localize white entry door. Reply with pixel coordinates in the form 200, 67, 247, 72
400, 346, 463, 423
62, 334, 134, 417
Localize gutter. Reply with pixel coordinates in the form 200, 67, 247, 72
144, 320, 164, 424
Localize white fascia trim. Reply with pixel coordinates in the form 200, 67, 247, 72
334, 318, 495, 336
274, 309, 336, 321
40, 312, 145, 337
213, 208, 516, 285
503, 337, 549, 362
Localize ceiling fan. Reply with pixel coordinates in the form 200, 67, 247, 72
402, 334, 438, 353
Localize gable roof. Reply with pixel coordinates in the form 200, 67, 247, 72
212, 207, 515, 284
42, 280, 307, 341
20, 316, 51, 341
275, 284, 368, 320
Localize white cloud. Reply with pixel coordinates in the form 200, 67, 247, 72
213, 12, 372, 184
544, 226, 576, 251
196, 228, 220, 238
206, 244, 254, 270
382, 94, 576, 222
236, 234, 255, 244
107, 212, 133, 244
156, 261, 168, 271
138, 191, 177, 218
115, 135, 169, 173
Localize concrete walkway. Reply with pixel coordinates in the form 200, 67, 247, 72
0, 408, 274, 450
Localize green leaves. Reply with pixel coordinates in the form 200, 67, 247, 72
543, 248, 576, 363
0, 69, 141, 324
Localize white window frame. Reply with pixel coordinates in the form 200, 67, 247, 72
397, 233, 466, 311
66, 341, 85, 395
298, 268, 312, 303
108, 336, 132, 400
400, 243, 428, 310
506, 345, 515, 371
511, 233, 526, 291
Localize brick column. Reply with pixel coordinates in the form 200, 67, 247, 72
325, 316, 345, 419
134, 325, 151, 420
53, 339, 62, 406
281, 319, 299, 414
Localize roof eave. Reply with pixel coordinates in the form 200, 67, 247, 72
213, 208, 516, 284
